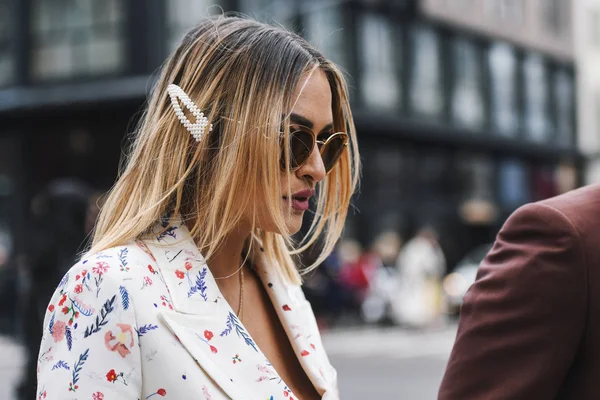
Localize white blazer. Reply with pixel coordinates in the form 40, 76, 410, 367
36, 219, 338, 399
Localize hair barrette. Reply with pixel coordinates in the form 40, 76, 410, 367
167, 84, 213, 142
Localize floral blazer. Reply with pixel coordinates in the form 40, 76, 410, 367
36, 219, 338, 399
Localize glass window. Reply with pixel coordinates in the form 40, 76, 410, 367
483, 0, 524, 25
553, 68, 574, 146
0, 0, 13, 87
451, 37, 484, 128
524, 54, 553, 142
304, 4, 347, 68
31, 0, 125, 80
358, 13, 400, 109
409, 24, 443, 118
167, 0, 222, 51
498, 158, 530, 209
488, 42, 518, 136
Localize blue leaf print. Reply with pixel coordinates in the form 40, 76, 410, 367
120, 285, 130, 310
135, 324, 159, 337
58, 272, 70, 288
157, 226, 177, 241
187, 267, 208, 300
66, 326, 73, 351
118, 247, 129, 267
84, 295, 116, 338
51, 360, 70, 371
48, 312, 55, 335
72, 349, 89, 386
71, 298, 94, 317
220, 312, 258, 352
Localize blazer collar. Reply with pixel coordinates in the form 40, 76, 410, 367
141, 218, 334, 398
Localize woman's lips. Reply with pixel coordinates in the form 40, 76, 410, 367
282, 189, 314, 211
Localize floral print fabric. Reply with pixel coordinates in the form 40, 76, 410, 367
37, 220, 338, 399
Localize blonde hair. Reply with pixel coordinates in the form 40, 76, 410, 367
87, 15, 360, 285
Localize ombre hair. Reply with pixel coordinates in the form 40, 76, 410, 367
87, 15, 360, 285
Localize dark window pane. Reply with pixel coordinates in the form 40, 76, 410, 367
304, 4, 347, 68
0, 0, 14, 87
488, 42, 518, 136
498, 158, 530, 209
523, 54, 553, 142
409, 24, 443, 118
451, 37, 484, 128
359, 13, 401, 109
554, 68, 575, 146
167, 0, 221, 51
31, 0, 125, 80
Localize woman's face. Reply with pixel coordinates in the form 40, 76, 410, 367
256, 68, 331, 235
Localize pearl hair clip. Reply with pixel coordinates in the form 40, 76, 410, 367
167, 84, 213, 142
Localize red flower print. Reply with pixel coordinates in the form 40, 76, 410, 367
157, 388, 167, 396
92, 392, 104, 400
300, 350, 310, 356
148, 265, 156, 274
310, 343, 316, 350
282, 304, 292, 311
68, 319, 73, 327
106, 369, 117, 382
210, 345, 218, 354
185, 261, 192, 271
92, 261, 110, 275
47, 304, 54, 312
58, 294, 67, 306
81, 269, 88, 276
74, 284, 83, 294
204, 330, 214, 341
61, 306, 69, 314
75, 274, 81, 281
175, 270, 185, 279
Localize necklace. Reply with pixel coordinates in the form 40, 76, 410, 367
237, 266, 245, 321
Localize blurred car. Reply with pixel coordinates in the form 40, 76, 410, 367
442, 243, 493, 316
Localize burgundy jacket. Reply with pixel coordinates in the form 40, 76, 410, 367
439, 184, 600, 399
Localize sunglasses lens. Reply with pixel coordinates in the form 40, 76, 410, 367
321, 135, 346, 172
282, 129, 314, 170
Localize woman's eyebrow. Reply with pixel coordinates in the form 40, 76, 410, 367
290, 113, 334, 134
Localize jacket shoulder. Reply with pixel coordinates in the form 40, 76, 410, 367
72, 241, 156, 280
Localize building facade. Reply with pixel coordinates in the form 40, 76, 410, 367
0, 0, 581, 271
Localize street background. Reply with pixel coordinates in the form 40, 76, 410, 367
1, 0, 600, 399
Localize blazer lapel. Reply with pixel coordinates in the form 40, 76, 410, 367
252, 249, 335, 397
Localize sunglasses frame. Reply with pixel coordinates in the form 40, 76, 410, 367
282, 125, 349, 173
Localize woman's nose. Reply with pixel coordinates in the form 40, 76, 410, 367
296, 143, 326, 184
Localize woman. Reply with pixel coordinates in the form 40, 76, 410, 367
36, 15, 359, 400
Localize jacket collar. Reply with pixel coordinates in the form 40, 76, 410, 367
141, 218, 334, 399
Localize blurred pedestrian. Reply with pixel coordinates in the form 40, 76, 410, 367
16, 178, 92, 400
439, 184, 600, 399
392, 226, 445, 328
37, 15, 360, 400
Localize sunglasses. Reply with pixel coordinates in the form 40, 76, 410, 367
281, 125, 348, 173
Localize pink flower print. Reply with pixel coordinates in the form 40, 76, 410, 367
210, 345, 218, 354
74, 284, 83, 294
185, 261, 192, 271
104, 323, 135, 358
92, 261, 110, 275
202, 385, 212, 399
310, 343, 316, 350
175, 270, 185, 279
81, 269, 88, 276
144, 276, 153, 286
204, 330, 214, 341
51, 320, 66, 342
92, 392, 104, 400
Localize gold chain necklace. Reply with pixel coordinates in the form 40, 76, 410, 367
237, 266, 244, 321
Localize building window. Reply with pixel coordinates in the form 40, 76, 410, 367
409, 24, 443, 118
303, 4, 347, 68
167, 0, 221, 51
484, 0, 524, 25
0, 0, 13, 87
498, 158, 530, 210
541, 0, 570, 38
488, 42, 518, 136
553, 68, 575, 146
523, 54, 553, 142
31, 0, 125, 80
358, 13, 400, 109
451, 37, 484, 129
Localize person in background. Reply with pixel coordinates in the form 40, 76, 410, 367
439, 184, 600, 399
393, 226, 445, 328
